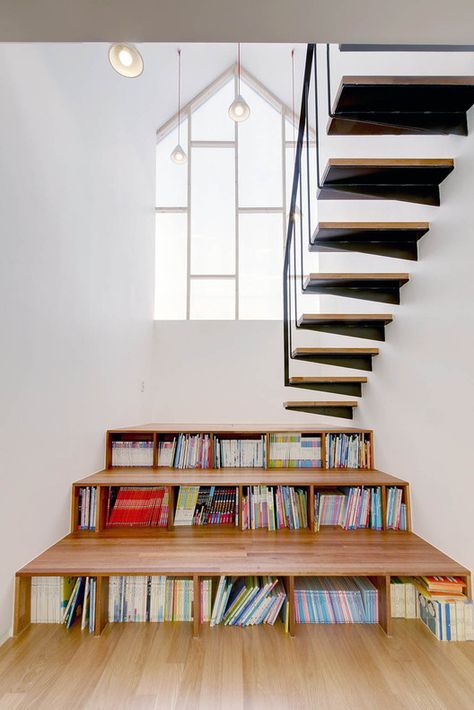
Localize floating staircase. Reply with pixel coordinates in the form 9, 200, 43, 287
284, 48, 474, 418
309, 222, 430, 260
327, 76, 474, 135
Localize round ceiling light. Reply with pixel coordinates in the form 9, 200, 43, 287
108, 43, 144, 78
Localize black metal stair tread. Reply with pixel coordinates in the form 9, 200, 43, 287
332, 76, 474, 113
310, 222, 430, 260
284, 401, 358, 406
303, 273, 409, 288
322, 158, 453, 182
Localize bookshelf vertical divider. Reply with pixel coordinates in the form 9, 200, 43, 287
95, 576, 109, 637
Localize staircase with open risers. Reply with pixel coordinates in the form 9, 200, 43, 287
283, 45, 474, 419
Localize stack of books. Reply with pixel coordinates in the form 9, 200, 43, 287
78, 487, 97, 530
294, 577, 379, 624
108, 576, 203, 622
162, 434, 212, 469
268, 433, 321, 468
242, 485, 308, 530
325, 433, 371, 469
174, 486, 238, 526
390, 577, 419, 618
200, 578, 212, 623
111, 440, 154, 466
210, 576, 287, 628
314, 487, 382, 531
414, 576, 473, 641
31, 576, 96, 633
386, 487, 407, 530
106, 487, 169, 527
214, 437, 266, 468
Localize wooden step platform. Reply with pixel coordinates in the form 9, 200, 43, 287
309, 222, 430, 260
303, 274, 409, 305
318, 159, 454, 205
288, 376, 367, 397
292, 347, 379, 371
328, 76, 474, 136
297, 314, 393, 340
284, 401, 358, 419
17, 527, 469, 580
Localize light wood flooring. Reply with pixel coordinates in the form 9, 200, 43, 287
0, 621, 473, 709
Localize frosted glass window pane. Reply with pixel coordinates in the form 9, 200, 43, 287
191, 80, 235, 141
155, 119, 188, 207
239, 214, 283, 320
191, 147, 235, 275
239, 83, 282, 208
154, 213, 187, 319
190, 279, 235, 319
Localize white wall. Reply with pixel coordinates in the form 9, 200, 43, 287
0, 44, 158, 640
152, 47, 474, 575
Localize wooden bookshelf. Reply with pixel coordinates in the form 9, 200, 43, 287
13, 422, 472, 641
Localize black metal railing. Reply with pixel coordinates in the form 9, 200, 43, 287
283, 43, 318, 384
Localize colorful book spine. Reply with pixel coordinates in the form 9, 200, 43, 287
324, 433, 371, 469
268, 433, 321, 468
111, 440, 154, 466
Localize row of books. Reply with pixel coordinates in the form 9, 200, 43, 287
174, 486, 238, 526
268, 433, 321, 468
77, 487, 97, 530
294, 577, 379, 624
386, 487, 407, 530
158, 434, 212, 469
111, 440, 154, 466
242, 485, 308, 530
210, 576, 288, 628
325, 433, 371, 469
391, 576, 474, 641
109, 576, 199, 622
314, 487, 383, 531
31, 576, 96, 633
214, 437, 266, 468
106, 487, 169, 527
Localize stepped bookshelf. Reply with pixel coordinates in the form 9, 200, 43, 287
14, 424, 471, 642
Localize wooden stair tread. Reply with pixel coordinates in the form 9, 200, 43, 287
327, 158, 453, 168
299, 314, 393, 323
293, 348, 379, 354
316, 221, 430, 230
16, 528, 470, 578
284, 401, 358, 407
306, 274, 408, 281
289, 377, 368, 383
339, 75, 474, 86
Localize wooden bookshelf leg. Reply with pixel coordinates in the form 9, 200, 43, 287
193, 575, 200, 638
13, 576, 31, 636
95, 576, 109, 637
286, 576, 296, 637
369, 575, 391, 636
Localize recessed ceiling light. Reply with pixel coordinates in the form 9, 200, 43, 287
108, 43, 144, 78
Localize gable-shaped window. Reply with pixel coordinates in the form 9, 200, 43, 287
154, 66, 301, 320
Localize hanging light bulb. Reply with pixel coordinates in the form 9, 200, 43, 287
170, 49, 187, 165
171, 144, 187, 164
229, 43, 250, 122
108, 43, 144, 78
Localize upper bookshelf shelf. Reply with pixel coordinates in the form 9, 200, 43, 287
108, 423, 373, 434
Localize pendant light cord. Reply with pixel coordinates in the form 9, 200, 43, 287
177, 49, 182, 145
238, 43, 241, 95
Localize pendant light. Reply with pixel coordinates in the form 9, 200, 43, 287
290, 48, 301, 223
228, 43, 250, 122
171, 49, 187, 165
108, 43, 144, 78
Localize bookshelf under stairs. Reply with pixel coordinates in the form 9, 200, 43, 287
284, 45, 474, 417
14, 424, 471, 642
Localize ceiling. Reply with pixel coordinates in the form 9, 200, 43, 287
1, 0, 474, 43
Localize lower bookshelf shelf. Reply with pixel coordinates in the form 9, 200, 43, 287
14, 527, 471, 640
